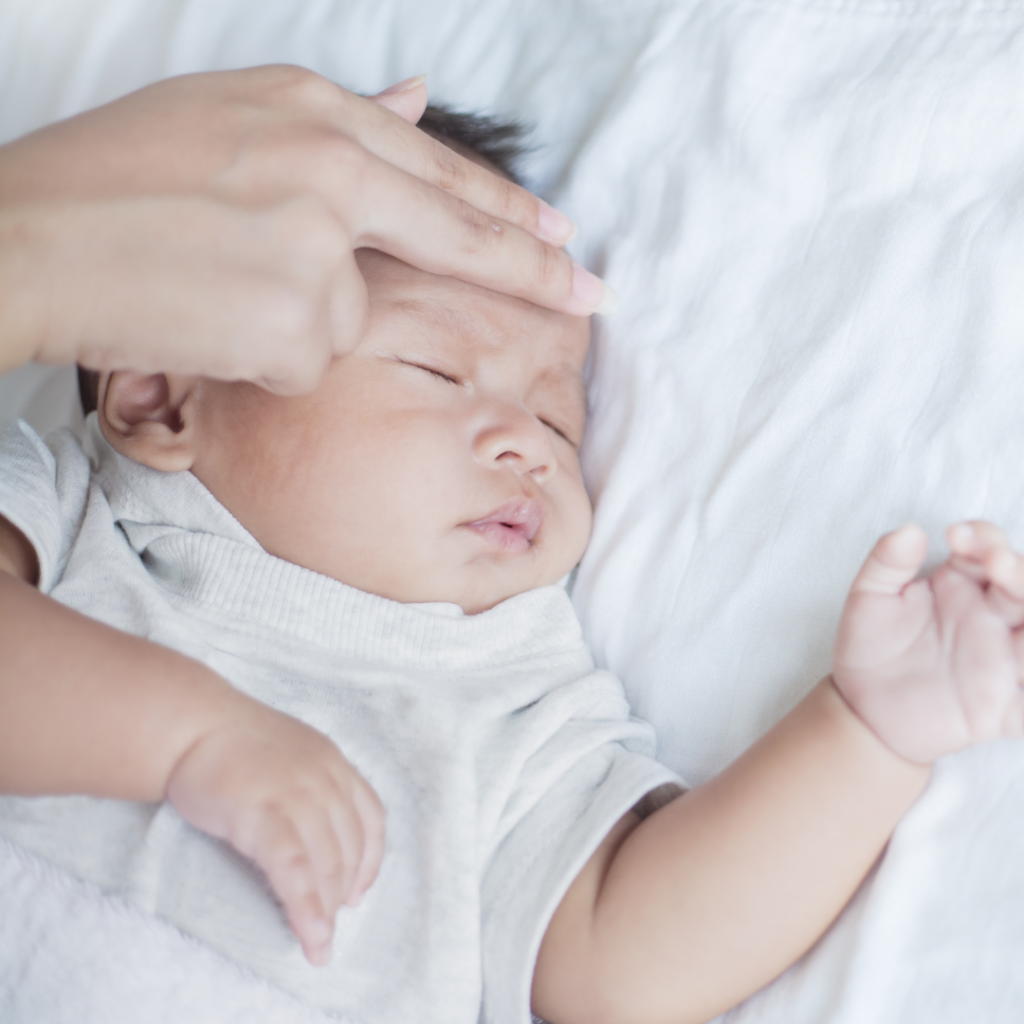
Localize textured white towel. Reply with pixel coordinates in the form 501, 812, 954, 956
0, 837, 339, 1024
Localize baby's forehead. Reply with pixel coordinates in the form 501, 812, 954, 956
356, 250, 590, 381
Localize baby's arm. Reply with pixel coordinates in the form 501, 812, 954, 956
0, 513, 384, 965
534, 523, 1024, 1024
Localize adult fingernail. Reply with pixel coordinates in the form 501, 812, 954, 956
537, 201, 577, 246
377, 74, 427, 96
572, 263, 621, 316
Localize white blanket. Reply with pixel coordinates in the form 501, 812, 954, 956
0, 837, 337, 1024
725, 740, 1024, 1023
3, 0, 1024, 1019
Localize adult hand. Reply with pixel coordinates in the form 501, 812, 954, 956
0, 66, 611, 393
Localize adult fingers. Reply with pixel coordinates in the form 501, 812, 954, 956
195, 73, 609, 316
849, 523, 929, 597
341, 88, 578, 248
343, 152, 613, 315
236, 127, 609, 316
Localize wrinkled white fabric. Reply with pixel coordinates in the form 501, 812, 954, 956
4, 0, 1024, 1019
722, 739, 1024, 1024
0, 837, 339, 1024
0, 418, 676, 1024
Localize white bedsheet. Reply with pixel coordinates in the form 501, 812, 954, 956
3, 0, 1024, 1019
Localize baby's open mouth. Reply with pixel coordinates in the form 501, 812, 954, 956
464, 498, 543, 553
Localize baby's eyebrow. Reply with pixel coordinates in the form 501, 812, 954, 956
393, 296, 588, 413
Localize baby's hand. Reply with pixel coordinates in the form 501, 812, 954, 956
165, 704, 385, 966
833, 522, 1024, 763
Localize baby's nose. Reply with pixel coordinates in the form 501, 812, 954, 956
473, 408, 557, 483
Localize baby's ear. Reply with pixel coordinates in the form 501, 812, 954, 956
99, 372, 201, 472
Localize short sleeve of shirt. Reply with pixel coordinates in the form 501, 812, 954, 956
0, 420, 92, 593
479, 670, 683, 1024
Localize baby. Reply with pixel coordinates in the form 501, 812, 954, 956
1, 110, 1023, 1024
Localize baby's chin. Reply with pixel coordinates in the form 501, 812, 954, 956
391, 565, 569, 616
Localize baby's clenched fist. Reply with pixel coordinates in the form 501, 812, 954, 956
833, 522, 1024, 763
165, 703, 385, 966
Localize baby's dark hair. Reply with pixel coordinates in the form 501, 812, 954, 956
77, 104, 529, 416
417, 105, 527, 187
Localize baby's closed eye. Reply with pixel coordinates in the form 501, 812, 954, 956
540, 419, 578, 448
401, 360, 461, 385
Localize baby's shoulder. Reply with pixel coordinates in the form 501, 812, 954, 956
0, 421, 96, 592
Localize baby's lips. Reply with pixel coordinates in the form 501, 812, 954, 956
467, 497, 544, 542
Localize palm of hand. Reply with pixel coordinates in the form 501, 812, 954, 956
833, 524, 1024, 763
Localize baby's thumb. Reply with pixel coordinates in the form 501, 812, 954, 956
850, 523, 928, 597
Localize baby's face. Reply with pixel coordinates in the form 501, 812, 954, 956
190, 251, 593, 613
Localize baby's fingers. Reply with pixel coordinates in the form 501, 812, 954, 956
249, 814, 336, 966
850, 523, 929, 596
998, 644, 1024, 736
947, 521, 1010, 580
949, 522, 1024, 627
1007, 690, 1024, 738
347, 783, 386, 906
299, 798, 363, 922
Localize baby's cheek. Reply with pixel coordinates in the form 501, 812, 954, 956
561, 482, 594, 567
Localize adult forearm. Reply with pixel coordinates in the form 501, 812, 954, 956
0, 570, 249, 799
535, 679, 929, 1024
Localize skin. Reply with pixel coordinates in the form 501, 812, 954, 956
0, 67, 615, 394
178, 250, 595, 613
0, 250, 593, 968
535, 521, 1024, 1023
2, 257, 1024, 1016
